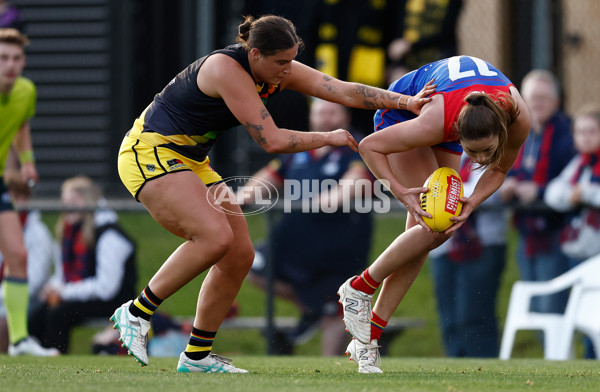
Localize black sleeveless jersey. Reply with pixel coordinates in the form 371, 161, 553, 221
136, 44, 281, 161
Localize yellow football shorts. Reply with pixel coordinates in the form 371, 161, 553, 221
118, 134, 223, 200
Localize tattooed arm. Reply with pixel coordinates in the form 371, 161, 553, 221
197, 53, 358, 154
283, 61, 435, 115
242, 115, 357, 154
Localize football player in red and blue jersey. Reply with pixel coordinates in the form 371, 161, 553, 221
339, 55, 530, 373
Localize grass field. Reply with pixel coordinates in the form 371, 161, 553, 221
2, 210, 597, 392
38, 210, 578, 359
1, 356, 599, 392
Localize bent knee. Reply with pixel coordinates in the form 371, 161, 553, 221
216, 235, 255, 276
2, 245, 27, 265
239, 244, 255, 271
0, 245, 27, 276
224, 235, 255, 271
191, 221, 235, 259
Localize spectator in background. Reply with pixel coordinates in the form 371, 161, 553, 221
0, 166, 60, 354
29, 176, 137, 353
387, 0, 463, 81
0, 1, 24, 31
240, 100, 373, 356
545, 105, 600, 264
0, 28, 55, 357
545, 104, 600, 359
300, 0, 403, 133
500, 69, 575, 314
429, 155, 507, 357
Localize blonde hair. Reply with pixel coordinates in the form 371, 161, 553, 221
457, 91, 520, 169
0, 28, 30, 48
55, 176, 102, 246
573, 104, 600, 130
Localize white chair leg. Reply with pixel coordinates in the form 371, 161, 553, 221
499, 325, 516, 360
544, 326, 571, 361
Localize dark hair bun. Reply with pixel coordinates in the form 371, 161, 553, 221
237, 16, 253, 42
466, 93, 485, 106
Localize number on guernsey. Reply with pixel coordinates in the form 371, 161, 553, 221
448, 56, 497, 81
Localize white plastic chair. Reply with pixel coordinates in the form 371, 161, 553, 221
500, 254, 600, 360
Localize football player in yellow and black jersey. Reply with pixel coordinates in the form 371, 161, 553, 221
111, 14, 436, 373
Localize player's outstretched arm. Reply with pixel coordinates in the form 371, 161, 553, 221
285, 61, 436, 115
206, 54, 358, 153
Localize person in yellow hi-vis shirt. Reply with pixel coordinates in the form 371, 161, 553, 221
0, 28, 59, 356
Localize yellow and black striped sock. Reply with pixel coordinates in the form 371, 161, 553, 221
129, 286, 163, 321
184, 327, 216, 360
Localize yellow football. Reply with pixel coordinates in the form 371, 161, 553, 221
419, 167, 463, 232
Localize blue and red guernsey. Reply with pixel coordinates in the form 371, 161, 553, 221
375, 56, 514, 142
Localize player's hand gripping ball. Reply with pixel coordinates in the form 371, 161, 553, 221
420, 167, 463, 232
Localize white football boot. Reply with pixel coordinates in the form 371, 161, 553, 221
338, 276, 373, 343
346, 338, 383, 374
8, 337, 60, 357
177, 352, 249, 373
110, 300, 151, 366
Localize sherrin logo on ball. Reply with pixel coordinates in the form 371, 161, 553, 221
420, 167, 463, 232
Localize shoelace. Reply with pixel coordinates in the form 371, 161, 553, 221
355, 291, 373, 301
210, 354, 234, 365
358, 343, 381, 365
364, 343, 380, 350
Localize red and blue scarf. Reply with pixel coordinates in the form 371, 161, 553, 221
61, 222, 93, 282
571, 152, 600, 184
512, 123, 555, 185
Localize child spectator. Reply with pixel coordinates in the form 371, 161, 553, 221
545, 105, 600, 359
29, 176, 137, 353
